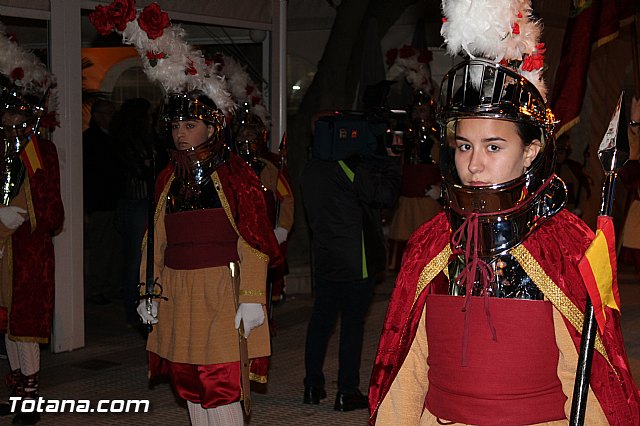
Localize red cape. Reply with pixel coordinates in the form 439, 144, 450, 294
369, 210, 640, 425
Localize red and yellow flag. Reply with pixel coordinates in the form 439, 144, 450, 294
578, 215, 621, 333
19, 132, 43, 177
275, 174, 292, 201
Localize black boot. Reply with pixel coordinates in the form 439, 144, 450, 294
0, 369, 21, 416
12, 372, 40, 425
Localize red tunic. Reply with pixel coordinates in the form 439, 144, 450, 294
369, 210, 640, 425
0, 139, 64, 342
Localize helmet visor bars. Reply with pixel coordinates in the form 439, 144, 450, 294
438, 59, 553, 134
161, 93, 225, 128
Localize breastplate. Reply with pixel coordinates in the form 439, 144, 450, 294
448, 252, 543, 300
166, 173, 222, 213
166, 143, 228, 213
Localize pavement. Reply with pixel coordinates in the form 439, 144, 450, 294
0, 265, 638, 425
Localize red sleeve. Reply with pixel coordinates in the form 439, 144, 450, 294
29, 139, 64, 232
219, 153, 283, 268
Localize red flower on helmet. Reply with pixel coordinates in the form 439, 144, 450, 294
10, 67, 24, 81
399, 44, 415, 59
185, 60, 198, 75
89, 5, 115, 36
146, 51, 166, 60
109, 0, 136, 32
385, 48, 398, 66
512, 23, 520, 35
146, 50, 167, 67
138, 2, 170, 40
251, 96, 261, 106
521, 43, 546, 72
246, 84, 255, 95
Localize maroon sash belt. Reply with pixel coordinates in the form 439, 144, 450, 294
164, 208, 239, 270
424, 294, 566, 425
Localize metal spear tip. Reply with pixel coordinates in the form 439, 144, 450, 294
598, 91, 630, 173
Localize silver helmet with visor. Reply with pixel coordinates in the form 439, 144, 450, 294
437, 59, 567, 257
161, 90, 229, 181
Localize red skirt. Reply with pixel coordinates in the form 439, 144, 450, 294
149, 352, 241, 408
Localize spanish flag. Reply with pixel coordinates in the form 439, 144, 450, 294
19, 132, 43, 177
578, 215, 621, 333
275, 173, 292, 201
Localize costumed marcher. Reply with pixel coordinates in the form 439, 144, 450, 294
387, 90, 442, 270
213, 53, 294, 308
89, 2, 282, 425
619, 96, 640, 276
0, 24, 64, 425
301, 111, 400, 411
369, 1, 640, 425
234, 112, 293, 308
555, 132, 591, 217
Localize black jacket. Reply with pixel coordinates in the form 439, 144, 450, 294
301, 155, 400, 282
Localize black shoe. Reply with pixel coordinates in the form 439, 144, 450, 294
12, 411, 40, 425
87, 295, 111, 306
334, 389, 368, 412
303, 386, 327, 404
0, 402, 12, 416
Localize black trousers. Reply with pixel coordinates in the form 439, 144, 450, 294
303, 276, 375, 394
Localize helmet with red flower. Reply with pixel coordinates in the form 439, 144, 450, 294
89, 0, 235, 164
437, 0, 566, 258
0, 22, 58, 156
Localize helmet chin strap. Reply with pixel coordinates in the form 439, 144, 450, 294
451, 212, 497, 366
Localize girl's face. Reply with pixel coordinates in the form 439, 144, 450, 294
170, 119, 214, 150
454, 118, 541, 186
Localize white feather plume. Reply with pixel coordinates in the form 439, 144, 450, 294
216, 53, 270, 128
97, 2, 235, 114
385, 45, 436, 95
0, 23, 54, 99
441, 0, 546, 97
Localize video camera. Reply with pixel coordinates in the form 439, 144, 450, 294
311, 82, 408, 161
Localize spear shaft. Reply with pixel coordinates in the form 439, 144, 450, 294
569, 92, 629, 425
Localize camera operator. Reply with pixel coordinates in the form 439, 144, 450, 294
301, 112, 400, 411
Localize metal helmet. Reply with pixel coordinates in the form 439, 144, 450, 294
437, 59, 567, 257
234, 113, 268, 167
162, 90, 230, 181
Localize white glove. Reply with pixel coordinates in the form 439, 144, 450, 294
425, 184, 441, 200
137, 300, 158, 324
234, 303, 264, 339
0, 206, 27, 230
274, 226, 288, 245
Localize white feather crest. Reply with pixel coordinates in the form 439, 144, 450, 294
441, 0, 546, 98
95, 2, 235, 114
216, 53, 270, 128
385, 45, 436, 95
441, 0, 537, 61
0, 24, 54, 99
